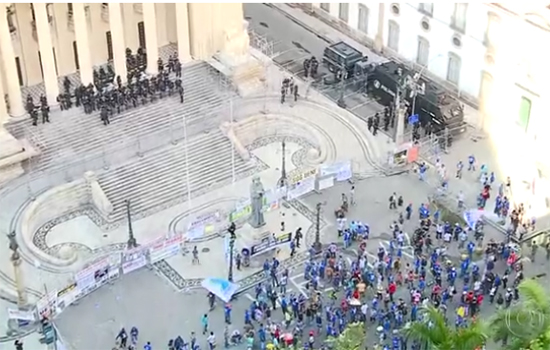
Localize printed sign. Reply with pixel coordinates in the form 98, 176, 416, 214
335, 162, 352, 182
75, 256, 111, 295
318, 177, 334, 190
251, 232, 292, 256
290, 168, 317, 185
288, 176, 316, 200
149, 235, 183, 263
121, 246, 149, 274
56, 283, 79, 312
7, 308, 36, 322
188, 211, 220, 231
36, 289, 58, 319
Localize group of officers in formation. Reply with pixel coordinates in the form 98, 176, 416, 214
27, 47, 185, 126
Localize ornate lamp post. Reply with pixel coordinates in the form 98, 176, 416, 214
125, 200, 137, 249
277, 139, 288, 190
313, 202, 323, 252
7, 231, 27, 306
227, 222, 237, 282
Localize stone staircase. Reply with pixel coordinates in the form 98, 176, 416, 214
96, 129, 260, 223
5, 61, 231, 178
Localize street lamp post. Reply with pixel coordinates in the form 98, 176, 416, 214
313, 202, 323, 252
7, 232, 27, 306
227, 222, 236, 282
125, 200, 137, 249
277, 139, 289, 190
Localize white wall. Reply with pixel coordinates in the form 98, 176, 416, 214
314, 2, 489, 100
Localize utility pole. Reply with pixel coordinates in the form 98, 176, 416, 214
313, 202, 323, 252
227, 222, 236, 282
7, 232, 26, 307
277, 139, 288, 190
125, 200, 137, 249
394, 83, 406, 146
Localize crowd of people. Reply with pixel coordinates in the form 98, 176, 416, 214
27, 47, 185, 127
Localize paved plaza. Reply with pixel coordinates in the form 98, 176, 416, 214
0, 3, 549, 350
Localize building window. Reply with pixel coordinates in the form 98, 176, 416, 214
387, 20, 400, 51
446, 53, 461, 85
518, 96, 531, 132
138, 21, 146, 48
320, 3, 330, 12
418, 3, 433, 16
73, 41, 79, 70
416, 37, 430, 66
357, 4, 369, 34
67, 3, 73, 14
106, 31, 113, 60
451, 3, 468, 33
338, 3, 349, 23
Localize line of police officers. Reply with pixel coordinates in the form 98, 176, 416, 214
27, 48, 185, 126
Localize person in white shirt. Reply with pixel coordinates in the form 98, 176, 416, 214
443, 232, 452, 244
207, 332, 216, 350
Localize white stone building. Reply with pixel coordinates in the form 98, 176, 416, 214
312, 2, 550, 209
0, 3, 245, 122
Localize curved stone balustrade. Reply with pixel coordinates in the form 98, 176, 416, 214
19, 179, 90, 267
232, 114, 332, 166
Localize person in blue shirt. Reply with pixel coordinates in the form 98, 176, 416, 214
224, 303, 232, 324
418, 162, 427, 181
144, 341, 152, 350
468, 155, 476, 171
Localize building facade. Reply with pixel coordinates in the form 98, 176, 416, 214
313, 2, 550, 210
0, 3, 245, 122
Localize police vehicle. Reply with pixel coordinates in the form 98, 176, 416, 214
322, 41, 368, 79
366, 61, 466, 135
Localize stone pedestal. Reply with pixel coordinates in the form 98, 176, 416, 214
0, 128, 38, 185
212, 20, 265, 97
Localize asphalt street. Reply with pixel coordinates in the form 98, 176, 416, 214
244, 4, 385, 129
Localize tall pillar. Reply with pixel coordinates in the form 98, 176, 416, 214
143, 3, 159, 74
175, 3, 191, 62
34, 3, 59, 105
0, 5, 24, 116
73, 2, 93, 85
108, 3, 127, 83
374, 3, 385, 53
0, 69, 8, 124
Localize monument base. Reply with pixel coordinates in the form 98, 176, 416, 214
0, 128, 39, 185
212, 51, 265, 97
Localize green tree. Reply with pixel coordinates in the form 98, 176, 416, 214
326, 322, 366, 350
491, 279, 550, 350
403, 305, 488, 350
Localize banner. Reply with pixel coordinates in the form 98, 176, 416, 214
188, 211, 221, 231
36, 289, 58, 319
56, 283, 79, 312
320, 161, 352, 181
288, 176, 316, 200
121, 246, 149, 274
149, 235, 183, 263
335, 162, 352, 181
290, 168, 318, 185
318, 177, 334, 190
229, 200, 252, 222
75, 256, 111, 296
7, 308, 36, 322
250, 232, 292, 256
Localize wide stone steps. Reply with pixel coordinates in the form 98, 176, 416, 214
97, 129, 255, 223
6, 61, 230, 177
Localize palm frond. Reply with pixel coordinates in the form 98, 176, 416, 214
518, 279, 550, 314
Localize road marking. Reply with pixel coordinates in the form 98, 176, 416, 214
289, 275, 309, 298
378, 241, 415, 260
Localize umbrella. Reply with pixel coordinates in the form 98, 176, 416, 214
349, 298, 361, 306
201, 277, 239, 302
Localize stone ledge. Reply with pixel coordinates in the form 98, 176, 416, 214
20, 179, 89, 267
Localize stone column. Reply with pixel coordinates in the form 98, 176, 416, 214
175, 3, 191, 62
0, 68, 8, 124
0, 5, 24, 116
143, 3, 159, 74
34, 3, 59, 105
108, 3, 127, 83
73, 2, 93, 85
374, 3, 385, 53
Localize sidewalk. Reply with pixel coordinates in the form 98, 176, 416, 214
267, 3, 481, 128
